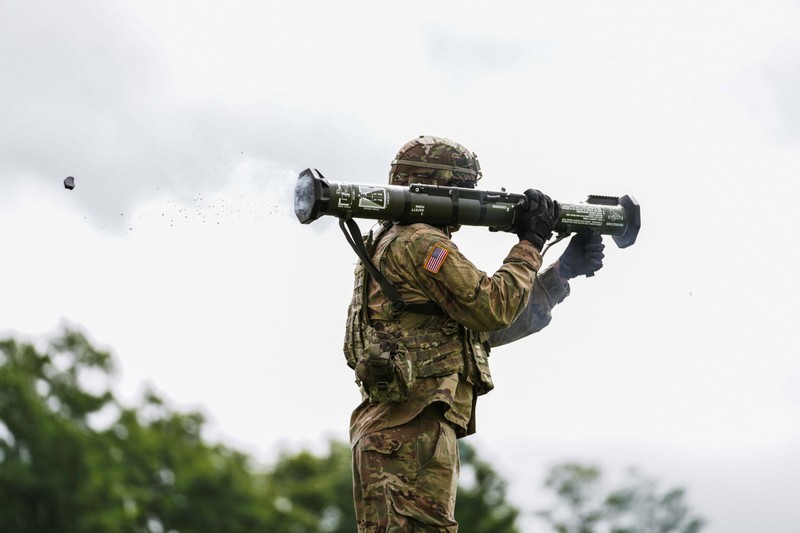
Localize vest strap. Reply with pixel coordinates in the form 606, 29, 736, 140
339, 216, 443, 316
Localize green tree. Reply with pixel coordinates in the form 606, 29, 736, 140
0, 330, 113, 531
261, 440, 355, 533
456, 441, 519, 532
536, 462, 706, 533
0, 328, 524, 532
0, 330, 273, 532
102, 393, 272, 532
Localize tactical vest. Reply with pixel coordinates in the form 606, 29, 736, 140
343, 224, 494, 402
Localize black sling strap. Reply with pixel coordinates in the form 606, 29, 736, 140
339, 216, 443, 315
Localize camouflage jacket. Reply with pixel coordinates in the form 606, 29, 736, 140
347, 222, 568, 442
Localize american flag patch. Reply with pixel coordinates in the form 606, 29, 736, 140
424, 245, 449, 273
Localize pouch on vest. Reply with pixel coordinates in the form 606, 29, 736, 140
355, 329, 415, 403
466, 330, 495, 396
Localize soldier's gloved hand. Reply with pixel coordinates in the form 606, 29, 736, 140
558, 231, 605, 279
516, 189, 557, 250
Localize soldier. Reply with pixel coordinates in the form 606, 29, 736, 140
344, 136, 605, 531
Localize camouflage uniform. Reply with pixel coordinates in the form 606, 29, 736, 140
345, 221, 569, 531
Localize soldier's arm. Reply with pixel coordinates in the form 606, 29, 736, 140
402, 227, 542, 332
486, 264, 570, 347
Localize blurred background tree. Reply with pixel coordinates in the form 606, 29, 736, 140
1, 328, 705, 532
0, 330, 273, 532
456, 441, 519, 532
0, 329, 521, 532
261, 440, 356, 532
536, 462, 706, 533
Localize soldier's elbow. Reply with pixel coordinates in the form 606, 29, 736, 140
464, 315, 514, 332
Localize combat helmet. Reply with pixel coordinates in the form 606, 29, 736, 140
389, 136, 482, 188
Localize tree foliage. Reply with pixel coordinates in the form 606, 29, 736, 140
262, 440, 356, 532
456, 441, 519, 532
0, 330, 271, 532
0, 329, 521, 532
1, 328, 704, 532
536, 462, 706, 533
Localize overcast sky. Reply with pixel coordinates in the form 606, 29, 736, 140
2, 1, 800, 531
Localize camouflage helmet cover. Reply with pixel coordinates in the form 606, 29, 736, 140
389, 135, 482, 187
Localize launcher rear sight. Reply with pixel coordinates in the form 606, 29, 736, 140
294, 168, 640, 249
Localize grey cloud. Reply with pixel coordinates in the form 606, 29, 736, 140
1, 1, 390, 230
1, 0, 174, 224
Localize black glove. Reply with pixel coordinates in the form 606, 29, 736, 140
516, 189, 557, 250
559, 231, 605, 279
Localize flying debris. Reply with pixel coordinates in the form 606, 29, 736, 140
64, 176, 75, 190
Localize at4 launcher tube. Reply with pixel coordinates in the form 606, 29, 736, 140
294, 168, 640, 248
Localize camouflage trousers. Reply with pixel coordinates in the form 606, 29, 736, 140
352, 406, 460, 532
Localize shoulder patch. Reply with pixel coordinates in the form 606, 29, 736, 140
423, 245, 449, 274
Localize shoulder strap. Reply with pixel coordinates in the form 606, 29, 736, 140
339, 216, 443, 315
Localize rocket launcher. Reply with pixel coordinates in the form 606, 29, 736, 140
294, 168, 640, 248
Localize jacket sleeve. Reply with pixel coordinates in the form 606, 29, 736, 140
398, 227, 543, 332
487, 264, 570, 348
